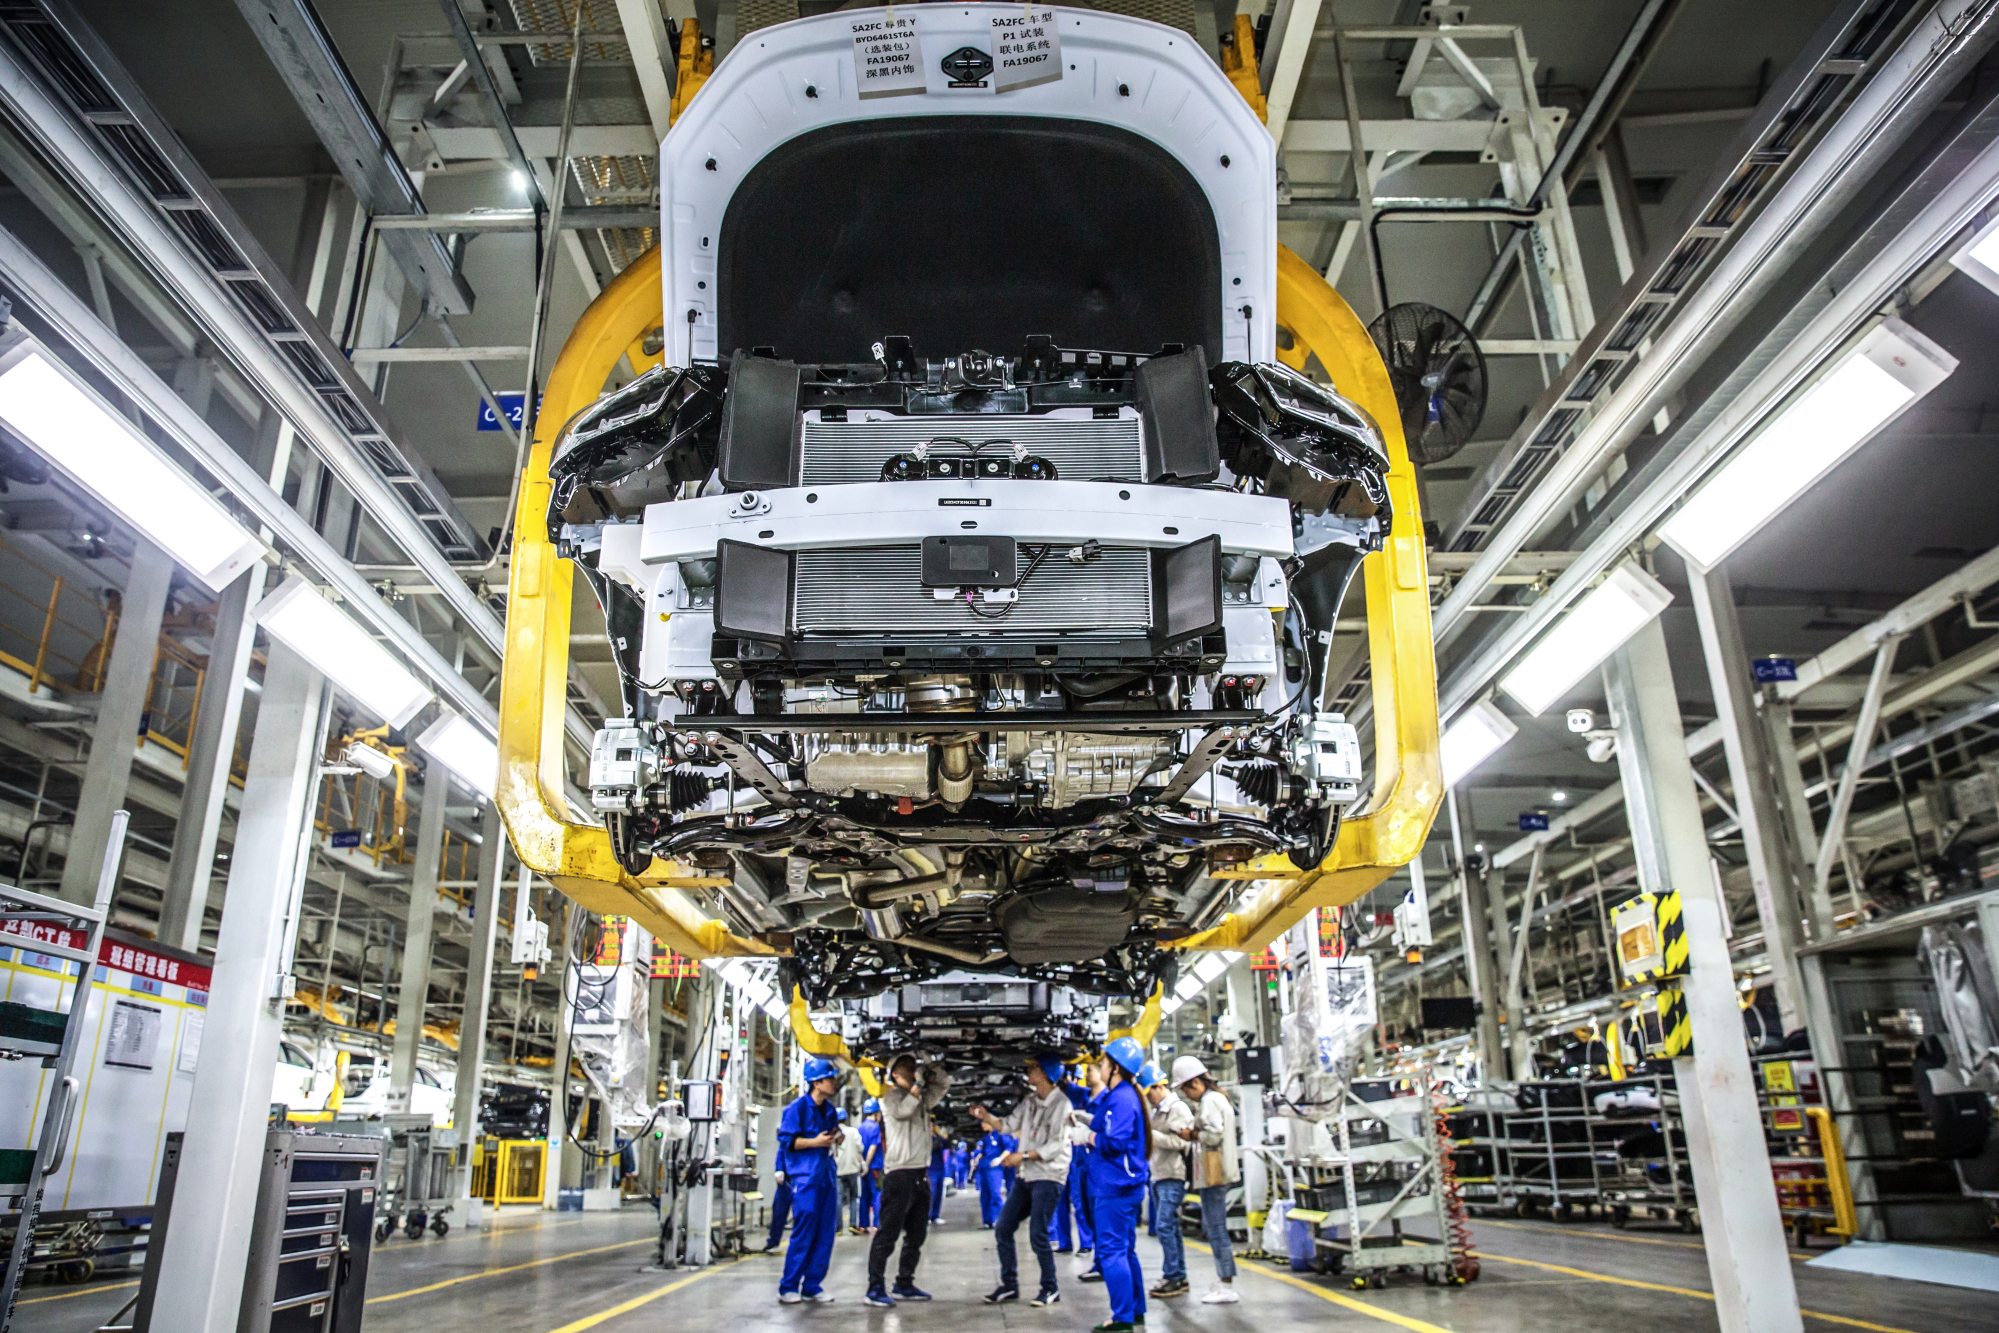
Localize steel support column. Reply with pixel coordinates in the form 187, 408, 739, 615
149, 643, 326, 1329
1689, 568, 1808, 1029
1812, 638, 1901, 914
450, 806, 506, 1226
544, 922, 576, 1209
1450, 793, 1506, 1078
1604, 620, 1801, 1333
390, 765, 450, 1106
58, 543, 173, 905
1502, 846, 1542, 1078
158, 407, 295, 949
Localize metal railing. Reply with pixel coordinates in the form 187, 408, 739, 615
0, 533, 114, 695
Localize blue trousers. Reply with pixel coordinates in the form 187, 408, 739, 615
1198, 1184, 1237, 1279
1093, 1181, 1147, 1325
928, 1163, 946, 1221
1051, 1164, 1093, 1250
1151, 1179, 1187, 1282
859, 1171, 879, 1227
996, 1178, 1061, 1295
765, 1177, 793, 1250
779, 1178, 838, 1297
976, 1168, 1007, 1226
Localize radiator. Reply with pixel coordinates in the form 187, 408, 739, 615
793, 544, 1153, 636
798, 410, 1146, 486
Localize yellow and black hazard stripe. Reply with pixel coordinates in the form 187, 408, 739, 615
1656, 891, 1689, 977
1613, 890, 1689, 985
1655, 985, 1693, 1057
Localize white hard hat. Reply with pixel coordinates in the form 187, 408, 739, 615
1170, 1055, 1210, 1088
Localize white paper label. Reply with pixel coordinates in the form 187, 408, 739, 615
105, 998, 161, 1071
850, 12, 926, 98
177, 1011, 204, 1073
991, 7, 1062, 92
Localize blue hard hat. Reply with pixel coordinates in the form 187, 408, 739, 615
863, 1097, 881, 1114
1035, 1053, 1068, 1085
836, 1108, 849, 1122
1104, 1036, 1147, 1078
802, 1056, 839, 1084
1136, 1061, 1165, 1090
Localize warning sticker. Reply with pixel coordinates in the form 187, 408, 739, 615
991, 7, 1062, 92
850, 12, 926, 98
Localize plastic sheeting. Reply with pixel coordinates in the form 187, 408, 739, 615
1918, 919, 1999, 1094
570, 916, 656, 1130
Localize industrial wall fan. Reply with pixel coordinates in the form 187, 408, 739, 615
1366, 302, 1487, 465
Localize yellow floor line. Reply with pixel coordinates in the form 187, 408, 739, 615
545, 1265, 730, 1332
16, 1278, 139, 1305
1481, 1253, 1919, 1333
1187, 1241, 1457, 1333
367, 1236, 653, 1304
1478, 1215, 1812, 1260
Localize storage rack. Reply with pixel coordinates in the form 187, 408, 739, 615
1290, 1082, 1467, 1288
0, 815, 122, 1329
1592, 1073, 1696, 1231
1453, 1074, 1695, 1230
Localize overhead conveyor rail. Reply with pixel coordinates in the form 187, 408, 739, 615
1441, 0, 1929, 567
0, 0, 488, 564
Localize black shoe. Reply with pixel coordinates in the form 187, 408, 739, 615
1031, 1289, 1061, 1308
891, 1284, 933, 1302
1089, 1323, 1133, 1333
985, 1285, 1020, 1304
1079, 1267, 1104, 1283
1054, 1246, 1074, 1254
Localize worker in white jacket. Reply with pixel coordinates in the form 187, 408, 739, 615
1170, 1055, 1240, 1304
866, 1053, 950, 1307
1140, 1063, 1195, 1298
834, 1109, 866, 1231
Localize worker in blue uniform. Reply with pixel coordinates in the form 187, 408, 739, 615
856, 1098, 884, 1231
1054, 1061, 1100, 1263
951, 1141, 971, 1189
776, 1056, 845, 1304
1078, 1037, 1152, 1333
763, 1171, 793, 1252
927, 1126, 949, 1223
973, 1125, 1012, 1227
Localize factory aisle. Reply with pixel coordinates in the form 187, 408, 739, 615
15, 1191, 1996, 1331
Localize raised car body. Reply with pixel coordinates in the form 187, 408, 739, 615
550, 6, 1390, 1001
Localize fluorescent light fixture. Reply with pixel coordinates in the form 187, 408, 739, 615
1659, 319, 1955, 571
1174, 974, 1204, 1001
254, 576, 433, 727
1498, 564, 1673, 716
0, 340, 263, 591
1439, 699, 1518, 786
1192, 954, 1230, 985
417, 713, 498, 799
1161, 997, 1184, 1018
1952, 213, 1999, 297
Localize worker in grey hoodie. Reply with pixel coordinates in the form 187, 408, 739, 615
972, 1053, 1076, 1308
865, 1053, 950, 1307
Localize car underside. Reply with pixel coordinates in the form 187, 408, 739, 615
545, 8, 1388, 1005
555, 343, 1388, 1002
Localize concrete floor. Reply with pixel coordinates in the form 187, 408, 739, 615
14, 1189, 1996, 1331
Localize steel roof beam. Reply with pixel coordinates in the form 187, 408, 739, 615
232, 0, 474, 314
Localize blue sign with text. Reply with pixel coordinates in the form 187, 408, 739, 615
330, 829, 363, 850
1518, 812, 1550, 832
476, 391, 534, 432
1751, 657, 1798, 684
